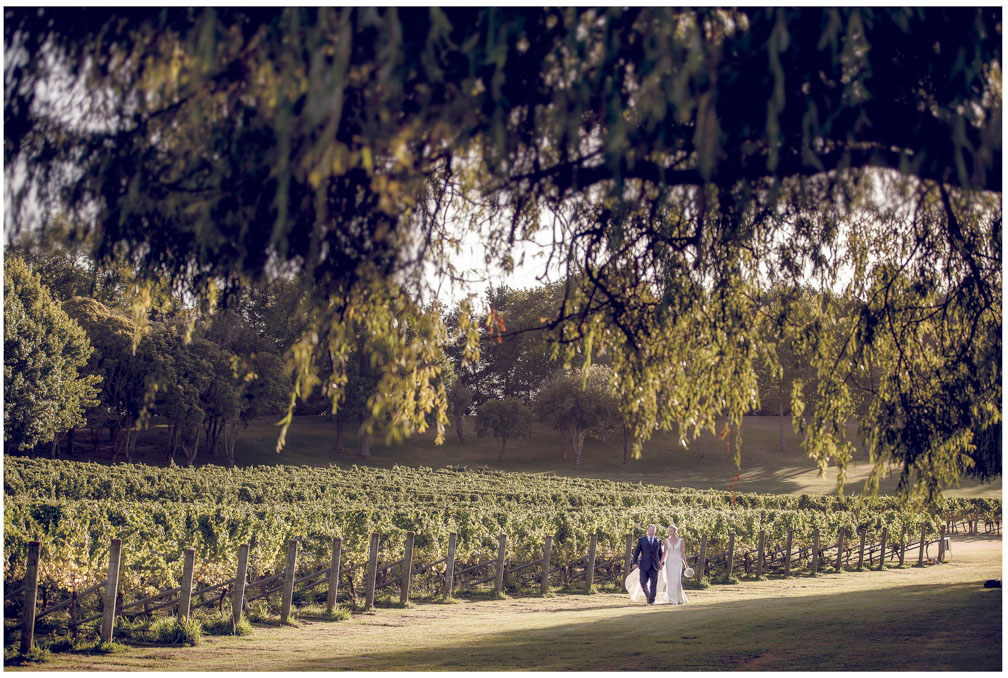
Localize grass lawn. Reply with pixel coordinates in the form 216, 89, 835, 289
52, 415, 1001, 498
16, 534, 1001, 671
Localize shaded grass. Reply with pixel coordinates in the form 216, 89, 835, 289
277, 582, 1003, 671
41, 415, 1001, 498
16, 536, 1000, 672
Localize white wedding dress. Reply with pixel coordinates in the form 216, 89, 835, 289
663, 537, 688, 605
624, 537, 688, 605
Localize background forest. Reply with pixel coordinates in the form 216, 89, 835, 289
4, 7, 1001, 502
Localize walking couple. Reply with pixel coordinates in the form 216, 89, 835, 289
625, 523, 690, 605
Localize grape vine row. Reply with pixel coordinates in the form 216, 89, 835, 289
4, 457, 998, 598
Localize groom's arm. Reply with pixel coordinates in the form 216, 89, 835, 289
632, 539, 642, 567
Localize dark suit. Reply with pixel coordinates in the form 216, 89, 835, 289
633, 535, 664, 603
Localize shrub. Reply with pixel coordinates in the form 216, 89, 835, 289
326, 604, 352, 622
86, 640, 126, 654
4, 644, 51, 666
245, 600, 276, 624
201, 611, 252, 636
150, 616, 202, 646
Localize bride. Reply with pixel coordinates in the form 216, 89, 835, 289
661, 525, 689, 605
625, 524, 689, 605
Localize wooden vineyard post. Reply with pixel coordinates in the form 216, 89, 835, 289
179, 548, 195, 619
898, 528, 907, 567
443, 532, 457, 598
857, 529, 867, 570
834, 527, 845, 571
917, 526, 927, 566
623, 534, 634, 579
364, 533, 380, 610
810, 529, 820, 575
494, 533, 507, 594
70, 590, 78, 642
877, 527, 888, 571
725, 533, 736, 581
401, 532, 415, 604
20, 541, 41, 653
280, 539, 299, 622
783, 530, 793, 577
540, 536, 553, 595
697, 534, 708, 581
232, 543, 249, 632
326, 537, 342, 613
937, 527, 946, 564
586, 532, 599, 591
756, 530, 766, 578
101, 538, 122, 643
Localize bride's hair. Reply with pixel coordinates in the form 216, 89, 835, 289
667, 524, 678, 535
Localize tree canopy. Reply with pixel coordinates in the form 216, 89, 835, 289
4, 258, 100, 452
4, 7, 1000, 501
535, 366, 620, 466
475, 397, 533, 462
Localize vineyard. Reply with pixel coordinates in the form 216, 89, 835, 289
4, 457, 1000, 601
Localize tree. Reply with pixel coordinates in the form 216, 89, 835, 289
7, 225, 140, 310
292, 296, 455, 459
447, 382, 473, 444
964, 421, 1001, 482
535, 366, 621, 465
140, 326, 212, 466
750, 287, 827, 452
470, 284, 565, 403
4, 257, 100, 453
5, 8, 1000, 500
199, 308, 292, 466
62, 296, 141, 455
221, 350, 290, 467
475, 398, 533, 462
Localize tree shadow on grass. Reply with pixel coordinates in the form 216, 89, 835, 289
277, 581, 1001, 671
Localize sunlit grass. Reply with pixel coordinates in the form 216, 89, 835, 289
64, 415, 999, 498
12, 536, 1000, 672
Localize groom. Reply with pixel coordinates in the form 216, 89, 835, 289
632, 524, 664, 604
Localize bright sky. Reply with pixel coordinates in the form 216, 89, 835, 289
424, 211, 564, 311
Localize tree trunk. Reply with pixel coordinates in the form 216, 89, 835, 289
224, 421, 241, 468
167, 421, 179, 465
49, 433, 62, 459
65, 427, 76, 456
622, 425, 632, 463
573, 428, 586, 465
335, 415, 345, 451
498, 437, 507, 462
359, 428, 372, 458
455, 414, 465, 444
126, 427, 139, 463
560, 422, 569, 460
182, 426, 202, 467
203, 419, 220, 457
205, 418, 222, 457
779, 396, 786, 453
111, 427, 124, 463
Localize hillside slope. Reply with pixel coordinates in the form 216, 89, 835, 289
29, 415, 1000, 498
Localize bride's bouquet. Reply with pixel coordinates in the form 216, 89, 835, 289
683, 566, 695, 579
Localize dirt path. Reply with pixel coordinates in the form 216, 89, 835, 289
19, 534, 1002, 671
